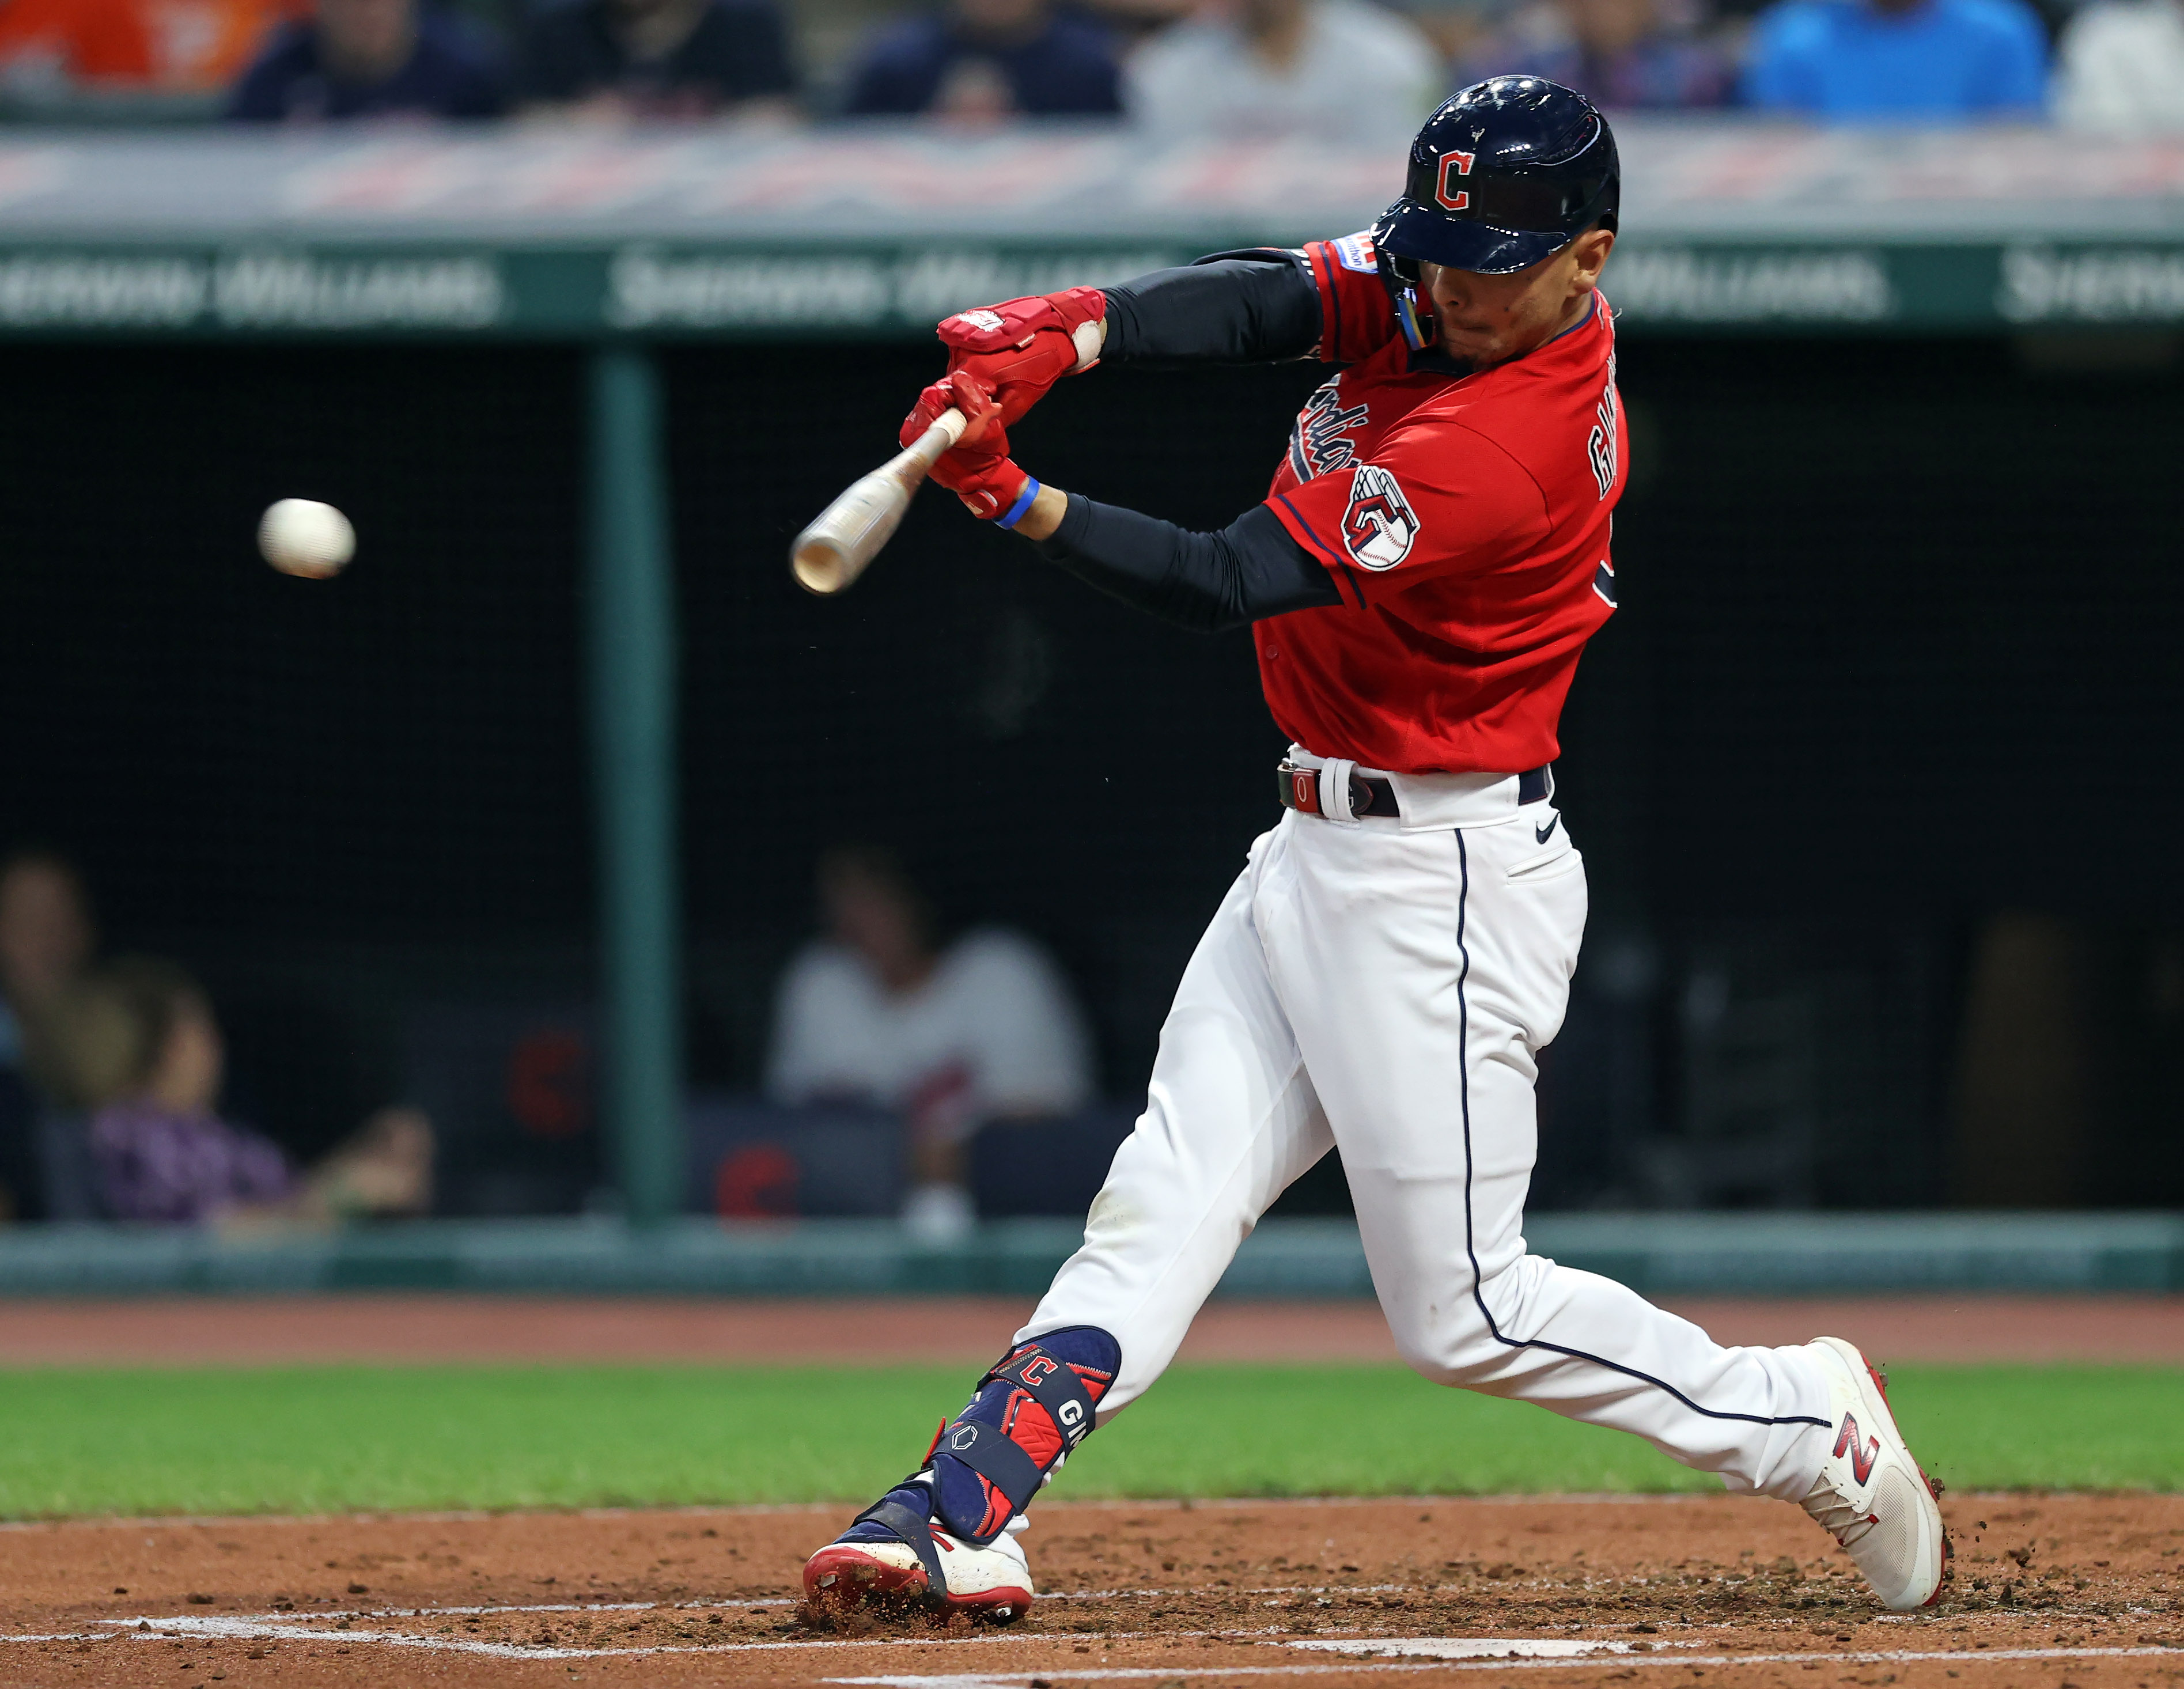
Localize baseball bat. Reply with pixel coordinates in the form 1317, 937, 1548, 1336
789, 407, 968, 596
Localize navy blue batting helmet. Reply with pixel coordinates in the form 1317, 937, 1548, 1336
1375, 77, 1619, 282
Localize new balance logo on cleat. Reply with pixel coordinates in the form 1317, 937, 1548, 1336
1834, 1412, 1879, 1487
1801, 1336, 1950, 1611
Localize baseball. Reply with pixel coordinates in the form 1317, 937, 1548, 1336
258, 498, 355, 579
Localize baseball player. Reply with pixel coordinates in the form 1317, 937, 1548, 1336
803, 77, 1948, 1626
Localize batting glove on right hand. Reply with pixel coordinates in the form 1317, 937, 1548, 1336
902, 372, 1034, 524
936, 286, 1105, 428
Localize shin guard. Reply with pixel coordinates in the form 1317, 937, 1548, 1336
851, 1326, 1118, 1555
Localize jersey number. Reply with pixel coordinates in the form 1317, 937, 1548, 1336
1341, 465, 1419, 571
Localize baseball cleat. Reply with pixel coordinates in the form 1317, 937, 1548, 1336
804, 1514, 1033, 1625
1800, 1335, 1951, 1611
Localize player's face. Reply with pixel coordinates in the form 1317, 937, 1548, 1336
1419, 226, 1616, 366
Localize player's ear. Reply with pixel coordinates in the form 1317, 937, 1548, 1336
1569, 225, 1615, 295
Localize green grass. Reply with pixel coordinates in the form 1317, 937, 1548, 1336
0, 1363, 2177, 1519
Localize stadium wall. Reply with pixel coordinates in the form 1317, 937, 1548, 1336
3, 333, 2179, 1213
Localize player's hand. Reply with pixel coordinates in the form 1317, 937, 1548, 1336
902, 372, 1032, 522
935, 287, 1106, 427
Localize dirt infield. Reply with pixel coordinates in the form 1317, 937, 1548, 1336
2, 1494, 2178, 1688
2, 1294, 2180, 1365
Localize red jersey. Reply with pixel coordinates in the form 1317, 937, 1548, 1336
1257, 233, 1626, 776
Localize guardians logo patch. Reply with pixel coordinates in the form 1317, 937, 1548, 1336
1340, 465, 1418, 571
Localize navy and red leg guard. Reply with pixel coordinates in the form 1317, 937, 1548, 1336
840, 1326, 1119, 1557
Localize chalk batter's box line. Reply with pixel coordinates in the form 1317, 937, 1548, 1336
3, 1613, 1304, 1661
825, 1650, 2184, 1688
3, 1601, 2179, 1672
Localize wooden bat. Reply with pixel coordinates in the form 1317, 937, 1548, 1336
790, 407, 968, 596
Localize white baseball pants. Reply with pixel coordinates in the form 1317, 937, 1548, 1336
1020, 752, 1833, 1501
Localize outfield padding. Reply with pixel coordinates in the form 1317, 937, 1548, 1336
0, 1213, 2176, 1297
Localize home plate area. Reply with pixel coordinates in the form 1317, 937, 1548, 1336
0, 1496, 2177, 1687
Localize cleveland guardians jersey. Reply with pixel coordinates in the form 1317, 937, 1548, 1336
1258, 233, 1627, 776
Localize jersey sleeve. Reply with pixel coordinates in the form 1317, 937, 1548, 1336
1265, 420, 1551, 605
1299, 232, 1402, 364
1099, 251, 1321, 364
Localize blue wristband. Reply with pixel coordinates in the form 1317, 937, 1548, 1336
995, 477, 1041, 530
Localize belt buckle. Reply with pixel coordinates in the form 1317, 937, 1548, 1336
1278, 762, 1322, 816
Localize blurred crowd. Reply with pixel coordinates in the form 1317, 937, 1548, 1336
0, 840, 1097, 1234
0, 0, 2175, 132
0, 849, 434, 1226
766, 844, 1092, 1240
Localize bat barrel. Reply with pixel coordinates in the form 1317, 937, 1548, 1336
788, 408, 968, 596
791, 532, 870, 596
790, 472, 909, 594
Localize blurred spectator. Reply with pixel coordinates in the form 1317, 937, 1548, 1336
0, 849, 97, 1220
2054, 0, 2184, 130
767, 844, 1092, 1241
1741, 0, 2046, 119
59, 957, 433, 1226
229, 0, 504, 119
843, 0, 1121, 118
1125, 0, 1440, 147
517, 0, 794, 120
1458, 0, 1735, 107
1398, 0, 1507, 75
0, 850, 93, 1080
0, 0, 303, 102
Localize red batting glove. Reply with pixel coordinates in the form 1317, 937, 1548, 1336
900, 372, 1034, 523
935, 286, 1105, 427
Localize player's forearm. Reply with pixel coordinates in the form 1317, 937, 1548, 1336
1022, 491, 1341, 633
1100, 254, 1321, 366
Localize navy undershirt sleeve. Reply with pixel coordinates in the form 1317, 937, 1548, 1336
1099, 251, 1322, 365
1034, 494, 1342, 633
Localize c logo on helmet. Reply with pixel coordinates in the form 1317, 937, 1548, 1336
1436, 151, 1476, 213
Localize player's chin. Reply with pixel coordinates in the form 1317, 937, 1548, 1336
1436, 324, 1507, 361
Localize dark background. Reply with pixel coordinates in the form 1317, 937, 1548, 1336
2, 333, 2178, 1209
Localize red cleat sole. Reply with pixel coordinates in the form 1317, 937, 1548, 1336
803, 1543, 1032, 1625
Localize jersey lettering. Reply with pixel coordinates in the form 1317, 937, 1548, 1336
1288, 378, 1372, 482
1435, 151, 1476, 213
1588, 352, 1619, 500
1340, 465, 1418, 571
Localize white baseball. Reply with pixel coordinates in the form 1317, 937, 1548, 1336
258, 498, 355, 579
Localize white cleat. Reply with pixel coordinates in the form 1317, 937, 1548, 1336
1800, 1335, 1951, 1611
804, 1520, 1034, 1624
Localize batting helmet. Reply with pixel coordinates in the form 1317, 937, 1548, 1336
1374, 76, 1620, 293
